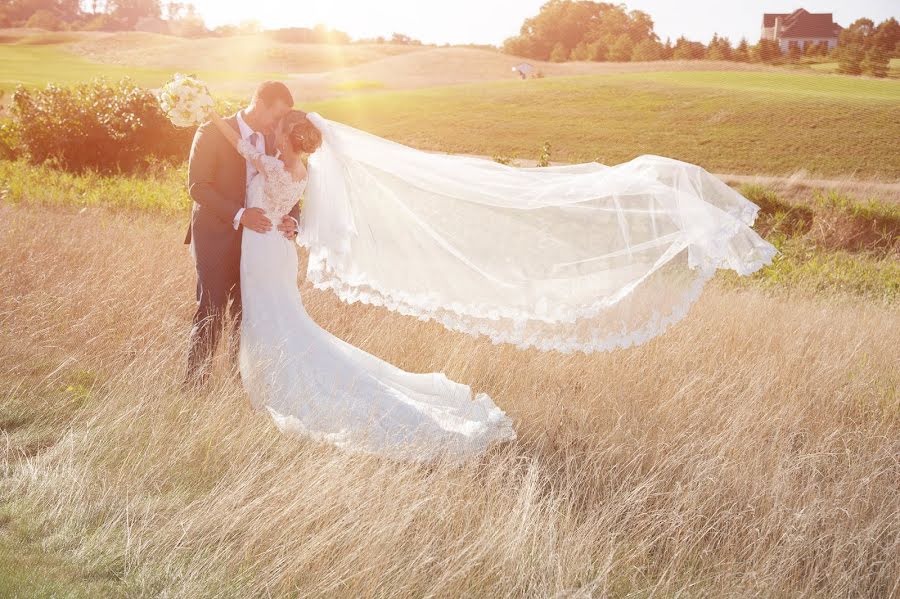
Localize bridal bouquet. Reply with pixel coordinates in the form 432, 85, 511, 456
157, 74, 213, 128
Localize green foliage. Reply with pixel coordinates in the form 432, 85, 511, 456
608, 34, 634, 62
706, 34, 733, 61
838, 17, 899, 78
718, 186, 899, 303
722, 235, 899, 304
753, 39, 782, 63
538, 141, 551, 167
502, 1, 657, 62
734, 39, 751, 62
0, 158, 191, 212
265, 25, 351, 45
672, 37, 706, 60
25, 8, 66, 31
549, 42, 569, 63
10, 78, 194, 173
861, 48, 890, 78
0, 114, 20, 161
631, 39, 663, 62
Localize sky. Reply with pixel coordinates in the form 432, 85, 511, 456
190, 1, 899, 46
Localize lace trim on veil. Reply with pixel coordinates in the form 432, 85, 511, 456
299, 212, 776, 354
298, 113, 778, 354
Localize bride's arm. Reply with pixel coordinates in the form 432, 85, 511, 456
208, 111, 265, 173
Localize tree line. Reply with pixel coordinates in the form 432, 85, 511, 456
503, 1, 900, 77
0, 0, 426, 44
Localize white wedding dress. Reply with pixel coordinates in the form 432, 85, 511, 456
237, 111, 778, 463
235, 139, 516, 464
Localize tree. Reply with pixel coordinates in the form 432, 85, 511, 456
661, 37, 674, 60
82, 12, 119, 30
837, 18, 872, 75
838, 44, 865, 75
108, 0, 160, 28
753, 39, 782, 63
502, 0, 660, 61
631, 38, 663, 61
734, 38, 751, 62
672, 36, 705, 60
569, 40, 592, 61
608, 33, 634, 62
706, 33, 733, 61
164, 1, 184, 20
549, 41, 569, 62
586, 40, 607, 61
391, 32, 422, 45
26, 8, 65, 29
861, 47, 889, 77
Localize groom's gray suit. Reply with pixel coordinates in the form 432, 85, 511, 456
184, 113, 300, 384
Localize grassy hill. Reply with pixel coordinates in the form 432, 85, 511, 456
305, 71, 900, 180
66, 31, 424, 72
2, 28, 819, 101
1, 29, 898, 179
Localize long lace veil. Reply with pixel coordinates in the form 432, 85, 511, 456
299, 112, 777, 353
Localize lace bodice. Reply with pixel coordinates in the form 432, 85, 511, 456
237, 138, 307, 221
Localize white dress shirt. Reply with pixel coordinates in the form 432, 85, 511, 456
232, 110, 267, 230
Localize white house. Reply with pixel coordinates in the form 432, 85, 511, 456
761, 8, 842, 52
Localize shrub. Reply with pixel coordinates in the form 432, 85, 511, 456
0, 118, 21, 161
861, 47, 890, 77
538, 141, 552, 167
608, 34, 634, 62
81, 13, 123, 32
11, 78, 195, 173
25, 9, 66, 31
549, 42, 568, 63
632, 39, 664, 62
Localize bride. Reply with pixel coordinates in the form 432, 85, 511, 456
207, 107, 777, 463
207, 110, 517, 464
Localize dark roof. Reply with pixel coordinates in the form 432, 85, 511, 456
762, 8, 842, 38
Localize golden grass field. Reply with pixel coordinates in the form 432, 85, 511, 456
1, 201, 898, 597
1, 26, 899, 598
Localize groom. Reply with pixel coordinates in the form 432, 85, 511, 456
183, 80, 301, 387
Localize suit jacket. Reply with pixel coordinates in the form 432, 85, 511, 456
184, 114, 301, 249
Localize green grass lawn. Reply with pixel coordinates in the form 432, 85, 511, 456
0, 44, 282, 95
2, 159, 895, 303
305, 71, 900, 180
810, 57, 900, 78
3, 42, 898, 179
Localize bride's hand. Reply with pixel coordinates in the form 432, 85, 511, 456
277, 215, 299, 240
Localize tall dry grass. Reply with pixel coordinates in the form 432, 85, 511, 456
1, 204, 898, 597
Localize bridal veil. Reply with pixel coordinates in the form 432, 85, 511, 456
300, 112, 777, 353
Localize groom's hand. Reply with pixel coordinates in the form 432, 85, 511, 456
277, 215, 299, 240
240, 207, 272, 233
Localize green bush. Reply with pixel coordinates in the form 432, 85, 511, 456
0, 118, 20, 161
10, 78, 195, 173
25, 9, 66, 31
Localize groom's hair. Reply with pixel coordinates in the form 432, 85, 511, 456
252, 81, 294, 108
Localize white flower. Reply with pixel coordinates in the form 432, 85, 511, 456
157, 74, 213, 128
